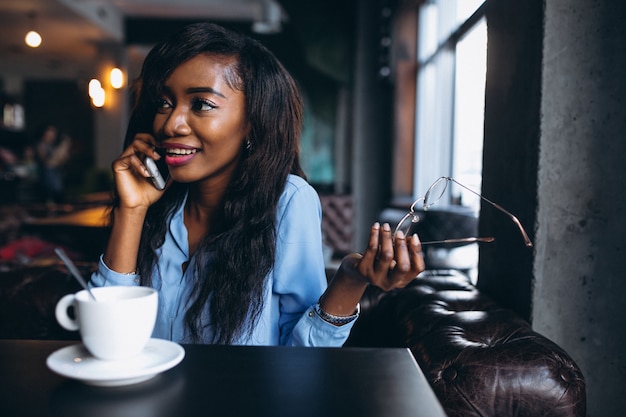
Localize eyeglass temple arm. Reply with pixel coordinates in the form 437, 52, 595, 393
421, 237, 495, 245
446, 178, 534, 247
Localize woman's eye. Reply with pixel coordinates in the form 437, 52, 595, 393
156, 98, 172, 111
192, 98, 216, 112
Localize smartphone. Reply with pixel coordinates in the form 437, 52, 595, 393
145, 157, 167, 190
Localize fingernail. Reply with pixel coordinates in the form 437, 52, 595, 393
411, 234, 419, 245
373, 222, 380, 229
395, 230, 405, 239
383, 223, 391, 231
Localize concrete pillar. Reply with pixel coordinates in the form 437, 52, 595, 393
352, 0, 394, 248
479, 0, 542, 320
534, 2, 626, 416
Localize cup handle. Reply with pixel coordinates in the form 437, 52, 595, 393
55, 294, 79, 331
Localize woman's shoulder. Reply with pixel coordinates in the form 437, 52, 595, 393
285, 173, 309, 189
278, 175, 320, 212
282, 174, 317, 199
275, 175, 323, 238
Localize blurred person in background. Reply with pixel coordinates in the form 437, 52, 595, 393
35, 124, 71, 204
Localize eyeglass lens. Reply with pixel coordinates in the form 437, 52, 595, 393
395, 178, 450, 236
423, 177, 449, 210
395, 178, 457, 237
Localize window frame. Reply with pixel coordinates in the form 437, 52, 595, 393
393, 1, 487, 207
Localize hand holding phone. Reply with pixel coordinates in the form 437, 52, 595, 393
145, 157, 167, 190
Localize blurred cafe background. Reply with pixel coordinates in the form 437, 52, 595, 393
0, 1, 625, 416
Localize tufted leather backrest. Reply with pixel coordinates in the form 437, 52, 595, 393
319, 194, 354, 257
379, 207, 482, 278
345, 270, 586, 417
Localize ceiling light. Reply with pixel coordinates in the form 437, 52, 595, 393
89, 79, 102, 98
25, 30, 42, 48
91, 89, 105, 108
110, 67, 124, 89
89, 79, 105, 107
25, 11, 42, 48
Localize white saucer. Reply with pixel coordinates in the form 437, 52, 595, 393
46, 338, 185, 387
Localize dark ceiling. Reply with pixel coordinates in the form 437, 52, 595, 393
0, 0, 356, 89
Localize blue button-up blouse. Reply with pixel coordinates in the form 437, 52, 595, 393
90, 175, 354, 346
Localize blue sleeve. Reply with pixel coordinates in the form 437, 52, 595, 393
90, 255, 140, 287
272, 177, 356, 347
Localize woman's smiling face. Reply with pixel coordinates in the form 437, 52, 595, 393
153, 53, 249, 187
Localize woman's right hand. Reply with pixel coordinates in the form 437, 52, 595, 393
111, 134, 167, 210
104, 134, 167, 274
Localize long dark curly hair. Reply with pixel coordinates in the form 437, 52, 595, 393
119, 23, 305, 344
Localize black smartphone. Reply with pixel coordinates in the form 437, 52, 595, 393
145, 156, 168, 190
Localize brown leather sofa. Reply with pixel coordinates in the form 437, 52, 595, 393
345, 269, 586, 417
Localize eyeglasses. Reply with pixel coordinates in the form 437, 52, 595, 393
395, 177, 533, 247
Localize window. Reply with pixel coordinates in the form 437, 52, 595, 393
413, 0, 486, 210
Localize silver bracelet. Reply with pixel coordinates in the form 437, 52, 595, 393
314, 302, 360, 325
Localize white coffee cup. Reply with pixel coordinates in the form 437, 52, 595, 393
55, 286, 158, 361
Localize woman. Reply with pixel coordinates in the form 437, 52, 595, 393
91, 23, 424, 346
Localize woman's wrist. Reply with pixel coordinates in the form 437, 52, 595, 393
114, 205, 149, 219
314, 302, 360, 326
319, 256, 369, 318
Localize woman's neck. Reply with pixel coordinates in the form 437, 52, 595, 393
184, 183, 227, 256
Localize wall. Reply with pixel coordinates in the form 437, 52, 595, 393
534, 1, 626, 416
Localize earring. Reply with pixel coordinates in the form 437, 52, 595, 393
245, 139, 253, 151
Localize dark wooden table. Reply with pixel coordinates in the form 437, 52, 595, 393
0, 339, 447, 417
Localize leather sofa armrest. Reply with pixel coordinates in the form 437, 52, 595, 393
345, 269, 586, 417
